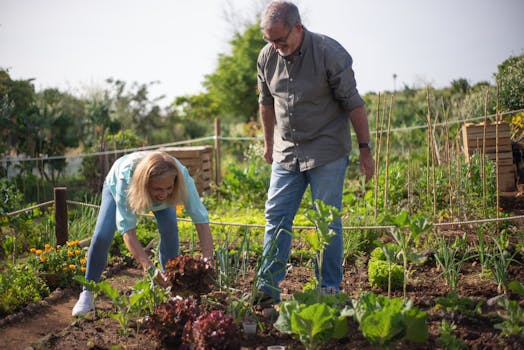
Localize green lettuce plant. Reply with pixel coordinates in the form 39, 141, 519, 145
274, 289, 352, 350
351, 291, 428, 348
367, 246, 403, 296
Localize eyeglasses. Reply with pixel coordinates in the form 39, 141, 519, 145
263, 26, 293, 45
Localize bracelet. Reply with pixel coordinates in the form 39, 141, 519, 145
359, 142, 372, 150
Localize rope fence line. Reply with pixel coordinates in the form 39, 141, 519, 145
4, 201, 54, 217
5, 199, 524, 232
3, 108, 523, 164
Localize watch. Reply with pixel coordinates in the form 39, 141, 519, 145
359, 142, 372, 150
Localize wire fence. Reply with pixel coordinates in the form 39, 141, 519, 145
5, 197, 524, 233
2, 108, 523, 164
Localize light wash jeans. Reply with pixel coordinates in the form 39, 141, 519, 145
85, 184, 180, 282
257, 156, 349, 301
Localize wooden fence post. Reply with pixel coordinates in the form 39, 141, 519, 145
214, 117, 221, 186
54, 187, 68, 246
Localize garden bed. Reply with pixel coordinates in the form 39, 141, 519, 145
1, 244, 523, 349
1, 196, 524, 349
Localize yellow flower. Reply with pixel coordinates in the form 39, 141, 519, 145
35, 249, 43, 255
30, 248, 36, 253
40, 256, 47, 262
69, 264, 76, 270
67, 250, 74, 257
176, 204, 184, 216
75, 250, 81, 255
44, 243, 51, 251
81, 267, 86, 272
80, 258, 87, 265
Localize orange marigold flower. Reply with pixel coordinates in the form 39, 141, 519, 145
44, 243, 52, 251
75, 250, 81, 255
80, 258, 87, 265
40, 256, 47, 262
69, 264, 76, 270
30, 248, 36, 253
35, 249, 43, 255
176, 204, 184, 215
81, 267, 86, 272
67, 250, 74, 257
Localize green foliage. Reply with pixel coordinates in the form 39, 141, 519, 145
26, 240, 88, 289
434, 236, 473, 292
274, 289, 352, 350
303, 200, 340, 297
0, 263, 49, 316
204, 23, 266, 123
493, 281, 524, 337
75, 274, 169, 334
351, 291, 428, 348
496, 54, 524, 112
434, 290, 483, 318
217, 158, 270, 209
436, 320, 468, 350
384, 210, 432, 299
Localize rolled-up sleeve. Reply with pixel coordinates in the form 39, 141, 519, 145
257, 48, 275, 106
326, 44, 364, 112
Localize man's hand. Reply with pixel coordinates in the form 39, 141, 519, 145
359, 148, 375, 182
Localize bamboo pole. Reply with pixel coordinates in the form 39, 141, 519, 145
482, 89, 490, 214
426, 87, 437, 217
373, 93, 381, 219
495, 84, 500, 225
383, 95, 393, 210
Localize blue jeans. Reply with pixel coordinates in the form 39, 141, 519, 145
257, 156, 349, 301
85, 184, 180, 282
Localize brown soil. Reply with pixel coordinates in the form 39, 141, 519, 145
1, 196, 524, 350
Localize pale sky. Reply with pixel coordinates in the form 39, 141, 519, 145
1, 0, 523, 107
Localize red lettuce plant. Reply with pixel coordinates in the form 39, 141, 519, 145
145, 296, 200, 348
164, 255, 216, 297
183, 309, 240, 350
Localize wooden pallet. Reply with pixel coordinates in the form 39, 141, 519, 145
462, 121, 515, 192
163, 146, 213, 195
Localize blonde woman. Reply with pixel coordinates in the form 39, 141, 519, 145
72, 150, 214, 316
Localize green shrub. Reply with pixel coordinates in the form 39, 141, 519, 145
0, 263, 49, 316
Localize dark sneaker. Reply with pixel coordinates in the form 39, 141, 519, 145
253, 292, 276, 308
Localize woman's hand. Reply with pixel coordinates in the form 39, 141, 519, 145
148, 267, 169, 288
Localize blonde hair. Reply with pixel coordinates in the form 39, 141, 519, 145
127, 151, 187, 213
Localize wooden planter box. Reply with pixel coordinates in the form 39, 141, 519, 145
163, 146, 213, 195
461, 121, 515, 192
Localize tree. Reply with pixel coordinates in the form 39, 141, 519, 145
203, 23, 266, 123
496, 54, 524, 112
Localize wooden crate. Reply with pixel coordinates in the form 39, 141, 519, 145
462, 121, 515, 192
163, 146, 213, 195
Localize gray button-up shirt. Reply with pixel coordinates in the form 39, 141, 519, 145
257, 28, 364, 171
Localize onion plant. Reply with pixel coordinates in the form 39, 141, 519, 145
489, 235, 518, 295
434, 236, 473, 292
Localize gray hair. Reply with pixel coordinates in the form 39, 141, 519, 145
260, 1, 302, 29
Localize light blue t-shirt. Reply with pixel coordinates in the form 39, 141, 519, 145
104, 151, 209, 234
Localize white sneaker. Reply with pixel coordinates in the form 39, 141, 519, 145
72, 290, 94, 316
